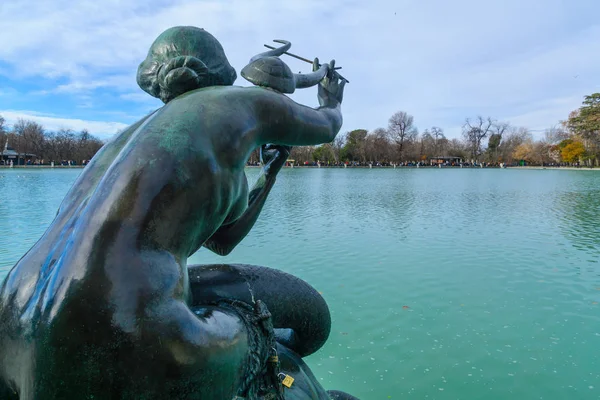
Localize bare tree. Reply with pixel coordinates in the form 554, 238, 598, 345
430, 126, 444, 156
493, 121, 510, 137
365, 128, 390, 163
499, 126, 531, 164
4, 119, 44, 164
419, 130, 434, 160
544, 124, 570, 144
331, 134, 346, 163
0, 115, 6, 155
289, 145, 316, 165
20, 120, 45, 160
74, 129, 104, 163
485, 121, 510, 162
447, 138, 468, 158
9, 120, 26, 163
533, 141, 553, 165
387, 111, 418, 161
0, 116, 106, 165
50, 129, 77, 162
462, 116, 494, 160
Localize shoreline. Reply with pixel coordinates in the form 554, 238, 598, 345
505, 166, 598, 171
0, 165, 86, 169
249, 165, 600, 171
1, 165, 597, 171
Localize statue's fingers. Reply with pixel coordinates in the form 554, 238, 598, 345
337, 79, 346, 102
329, 69, 340, 81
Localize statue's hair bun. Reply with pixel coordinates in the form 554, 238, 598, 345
137, 26, 237, 103
155, 55, 208, 103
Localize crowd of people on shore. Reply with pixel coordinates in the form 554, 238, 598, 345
244, 160, 590, 168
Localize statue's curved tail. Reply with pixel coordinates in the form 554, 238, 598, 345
249, 40, 292, 63
294, 62, 328, 89
187, 263, 331, 358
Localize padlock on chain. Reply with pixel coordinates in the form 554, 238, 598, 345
278, 372, 295, 388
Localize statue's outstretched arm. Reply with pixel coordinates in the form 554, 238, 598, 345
255, 66, 346, 147
202, 146, 288, 256
262, 101, 342, 146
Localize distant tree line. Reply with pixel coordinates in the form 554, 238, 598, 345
274, 92, 600, 168
0, 115, 104, 165
2, 92, 598, 168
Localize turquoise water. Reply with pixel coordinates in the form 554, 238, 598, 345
1, 168, 599, 399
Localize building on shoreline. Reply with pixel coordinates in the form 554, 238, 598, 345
429, 156, 463, 166
0, 141, 36, 166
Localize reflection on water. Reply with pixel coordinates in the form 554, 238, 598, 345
558, 187, 600, 258
554, 175, 600, 286
1, 168, 600, 399
0, 169, 81, 277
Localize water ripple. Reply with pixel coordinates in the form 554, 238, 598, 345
2, 168, 600, 399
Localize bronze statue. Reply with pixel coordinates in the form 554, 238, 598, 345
0, 26, 357, 399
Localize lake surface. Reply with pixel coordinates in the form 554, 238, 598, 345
1, 167, 599, 399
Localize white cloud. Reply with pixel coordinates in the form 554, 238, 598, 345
0, 0, 599, 139
31, 75, 137, 95
119, 91, 161, 104
0, 110, 128, 139
503, 95, 585, 135
0, 88, 19, 97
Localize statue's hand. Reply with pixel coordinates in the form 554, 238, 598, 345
261, 144, 291, 178
317, 59, 346, 108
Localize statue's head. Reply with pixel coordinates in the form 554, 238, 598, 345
137, 26, 237, 103
241, 40, 328, 94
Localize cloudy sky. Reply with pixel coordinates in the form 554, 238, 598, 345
0, 0, 598, 140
